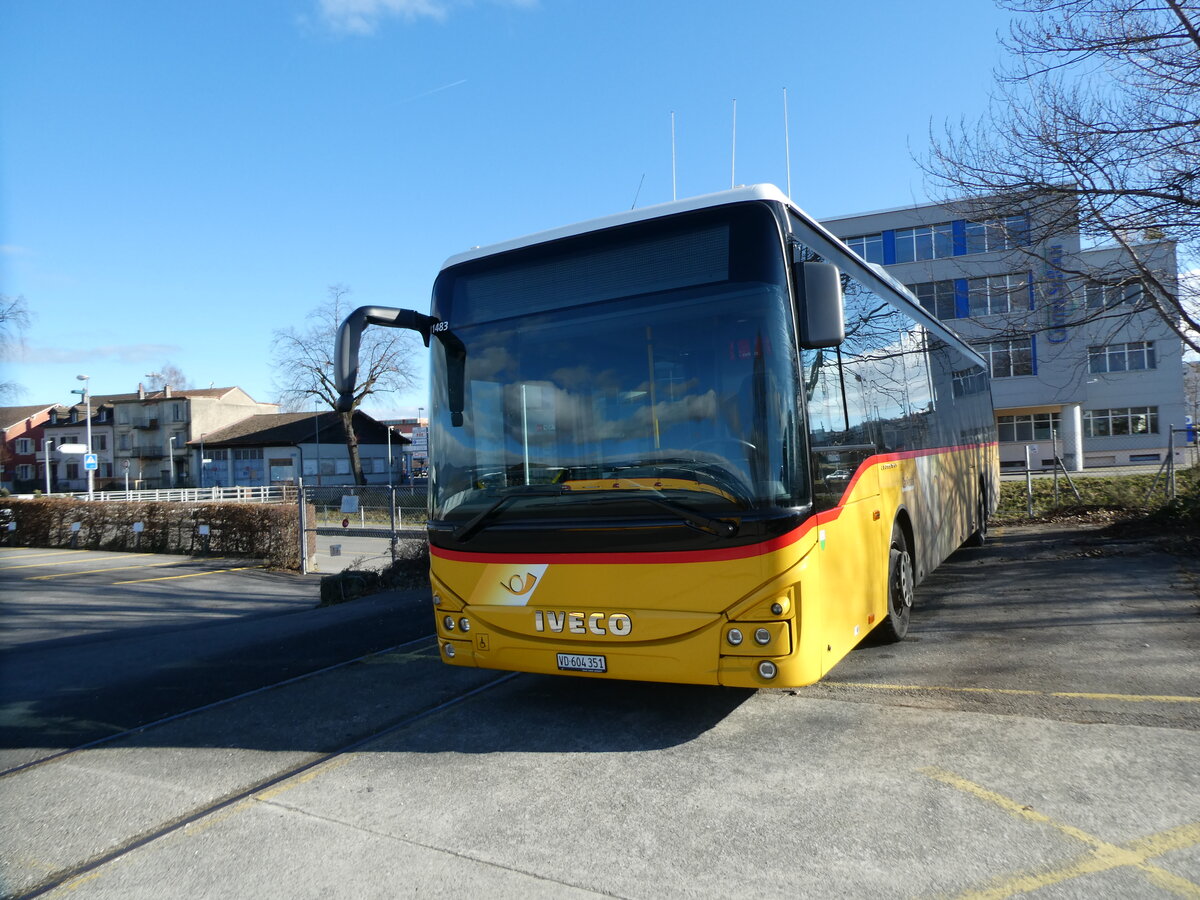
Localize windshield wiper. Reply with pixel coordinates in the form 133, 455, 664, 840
578, 490, 737, 537
452, 486, 565, 542
452, 486, 738, 543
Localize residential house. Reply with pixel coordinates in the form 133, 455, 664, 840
110, 385, 278, 488
0, 404, 55, 492
191, 410, 407, 487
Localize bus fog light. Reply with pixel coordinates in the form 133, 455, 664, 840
770, 602, 784, 615
433, 593, 443, 606
727, 628, 743, 647
754, 628, 771, 645
443, 615, 456, 631
444, 642, 456, 658
458, 617, 471, 632
758, 660, 778, 680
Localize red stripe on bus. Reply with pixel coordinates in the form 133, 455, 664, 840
430, 442, 995, 567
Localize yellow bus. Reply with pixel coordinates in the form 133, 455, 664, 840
335, 184, 998, 688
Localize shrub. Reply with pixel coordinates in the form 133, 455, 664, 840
3, 498, 301, 569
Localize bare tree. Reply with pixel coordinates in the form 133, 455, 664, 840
924, 0, 1200, 354
144, 362, 191, 391
271, 285, 421, 484
0, 295, 31, 402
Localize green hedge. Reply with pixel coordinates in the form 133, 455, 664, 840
1, 498, 301, 569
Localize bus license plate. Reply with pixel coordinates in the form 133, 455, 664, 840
556, 652, 607, 673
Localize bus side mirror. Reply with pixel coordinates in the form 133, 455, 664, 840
795, 261, 845, 349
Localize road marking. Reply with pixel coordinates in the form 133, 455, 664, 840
111, 565, 264, 585
0, 552, 153, 571
922, 767, 1200, 898
27, 558, 226, 581
829, 681, 1199, 704
0, 549, 86, 562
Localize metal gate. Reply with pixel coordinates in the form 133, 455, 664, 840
299, 482, 427, 574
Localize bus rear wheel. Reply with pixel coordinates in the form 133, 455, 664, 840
877, 523, 913, 643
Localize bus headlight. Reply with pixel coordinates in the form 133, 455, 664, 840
727, 628, 744, 647
433, 593, 443, 607
444, 642, 456, 658
754, 628, 771, 645
443, 615, 456, 631
458, 617, 471, 633
758, 660, 778, 680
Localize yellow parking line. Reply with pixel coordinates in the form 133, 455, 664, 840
0, 549, 87, 562
112, 565, 264, 585
922, 768, 1200, 898
0, 553, 153, 571
829, 681, 1199, 704
27, 558, 226, 581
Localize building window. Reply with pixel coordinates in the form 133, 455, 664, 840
1084, 281, 1142, 309
211, 449, 229, 460
172, 402, 185, 422
233, 448, 263, 460
117, 406, 130, 424
974, 337, 1035, 378
967, 273, 1029, 317
118, 433, 130, 450
66, 462, 79, 479
907, 280, 957, 320
15, 438, 32, 454
964, 215, 1029, 254
94, 435, 108, 451
845, 233, 884, 264
893, 223, 954, 263
17, 464, 33, 480
1089, 341, 1156, 374
1084, 406, 1158, 437
998, 412, 1062, 443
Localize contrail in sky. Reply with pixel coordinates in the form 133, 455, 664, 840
403, 78, 468, 103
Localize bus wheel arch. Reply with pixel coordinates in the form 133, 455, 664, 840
877, 513, 915, 643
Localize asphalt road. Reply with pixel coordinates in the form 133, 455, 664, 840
0, 525, 1197, 899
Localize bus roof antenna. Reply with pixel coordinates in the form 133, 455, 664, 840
731, 98, 737, 189
631, 172, 645, 209
783, 87, 792, 199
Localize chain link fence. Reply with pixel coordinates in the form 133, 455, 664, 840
999, 425, 1198, 517
299, 483, 427, 574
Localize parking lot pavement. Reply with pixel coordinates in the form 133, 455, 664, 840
0, 547, 435, 758
2, 524, 1197, 898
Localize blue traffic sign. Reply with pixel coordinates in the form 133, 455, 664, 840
84, 453, 99, 471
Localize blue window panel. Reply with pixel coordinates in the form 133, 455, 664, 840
954, 279, 970, 319
882, 230, 896, 266
1030, 335, 1038, 375
1027, 271, 1035, 310
952, 220, 967, 256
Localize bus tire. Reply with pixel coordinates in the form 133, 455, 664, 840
877, 522, 913, 643
964, 488, 988, 547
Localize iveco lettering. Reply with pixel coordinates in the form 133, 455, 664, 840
334, 184, 998, 688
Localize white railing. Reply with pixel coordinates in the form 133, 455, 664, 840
71, 485, 296, 504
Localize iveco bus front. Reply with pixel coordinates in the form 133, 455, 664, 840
334, 185, 996, 688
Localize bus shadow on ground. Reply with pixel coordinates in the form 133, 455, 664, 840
401, 676, 757, 754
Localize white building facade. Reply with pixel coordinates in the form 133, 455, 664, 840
821, 201, 1189, 472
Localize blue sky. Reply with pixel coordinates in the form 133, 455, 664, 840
2, 0, 1014, 418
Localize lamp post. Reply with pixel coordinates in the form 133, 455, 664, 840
73, 374, 93, 500
199, 433, 206, 489
168, 435, 176, 489
43, 437, 54, 495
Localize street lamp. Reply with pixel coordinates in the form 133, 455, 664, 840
43, 437, 54, 495
72, 375, 94, 500
168, 435, 176, 489
199, 433, 206, 489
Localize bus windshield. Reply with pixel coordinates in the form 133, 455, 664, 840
428, 203, 808, 546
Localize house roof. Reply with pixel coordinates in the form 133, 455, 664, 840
0, 404, 56, 429
192, 410, 408, 448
